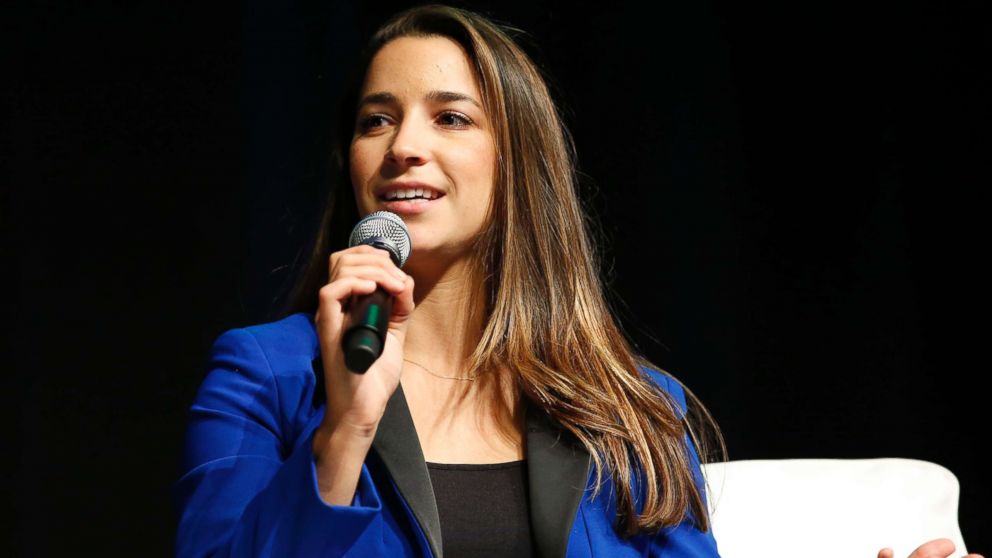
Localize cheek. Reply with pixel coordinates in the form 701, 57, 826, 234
348, 144, 376, 214
349, 143, 369, 183
474, 140, 497, 204
454, 138, 496, 189
452, 141, 496, 226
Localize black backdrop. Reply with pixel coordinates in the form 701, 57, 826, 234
7, 0, 989, 555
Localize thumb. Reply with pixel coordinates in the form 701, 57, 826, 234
389, 275, 416, 328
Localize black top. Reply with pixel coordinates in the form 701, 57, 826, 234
426, 460, 536, 558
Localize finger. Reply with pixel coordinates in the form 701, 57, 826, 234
878, 548, 893, 558
907, 538, 956, 558
329, 247, 393, 270
389, 274, 416, 326
317, 277, 381, 328
329, 246, 397, 278
329, 264, 407, 294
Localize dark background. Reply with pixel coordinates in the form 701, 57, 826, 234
7, 0, 989, 555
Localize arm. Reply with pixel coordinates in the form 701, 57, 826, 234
172, 328, 384, 558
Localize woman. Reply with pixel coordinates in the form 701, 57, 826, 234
173, 5, 975, 558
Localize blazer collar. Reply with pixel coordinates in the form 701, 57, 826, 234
371, 383, 443, 558
312, 358, 592, 558
524, 397, 593, 558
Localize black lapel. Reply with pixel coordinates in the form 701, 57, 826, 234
371, 384, 444, 558
312, 354, 590, 558
525, 399, 593, 558
310, 358, 443, 558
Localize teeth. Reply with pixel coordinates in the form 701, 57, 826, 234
384, 188, 438, 201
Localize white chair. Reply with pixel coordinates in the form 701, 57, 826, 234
701, 458, 971, 558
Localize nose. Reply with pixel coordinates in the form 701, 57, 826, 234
384, 117, 430, 168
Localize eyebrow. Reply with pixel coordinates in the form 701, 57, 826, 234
358, 90, 482, 109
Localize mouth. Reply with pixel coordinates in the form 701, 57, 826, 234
375, 183, 446, 215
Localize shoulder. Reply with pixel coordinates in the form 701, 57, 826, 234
199, 312, 322, 431
182, 313, 323, 474
207, 312, 320, 379
638, 364, 689, 416
213, 312, 319, 361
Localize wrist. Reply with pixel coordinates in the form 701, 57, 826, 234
310, 420, 376, 506
313, 417, 378, 457
322, 401, 385, 440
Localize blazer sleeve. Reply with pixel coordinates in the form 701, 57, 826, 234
645, 370, 722, 557
172, 328, 386, 558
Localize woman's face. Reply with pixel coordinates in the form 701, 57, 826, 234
350, 36, 496, 262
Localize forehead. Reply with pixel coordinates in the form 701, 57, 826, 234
361, 36, 481, 97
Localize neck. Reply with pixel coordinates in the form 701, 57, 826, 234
398, 254, 523, 444
402, 255, 485, 376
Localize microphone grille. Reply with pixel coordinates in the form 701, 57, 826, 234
348, 211, 412, 267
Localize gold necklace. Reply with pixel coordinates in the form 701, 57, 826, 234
403, 358, 478, 382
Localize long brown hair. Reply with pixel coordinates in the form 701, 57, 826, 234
283, 4, 726, 537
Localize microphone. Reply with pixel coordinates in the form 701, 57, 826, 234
342, 211, 412, 373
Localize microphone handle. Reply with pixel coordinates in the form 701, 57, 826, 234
342, 287, 393, 373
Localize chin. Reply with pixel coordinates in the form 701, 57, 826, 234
405, 238, 478, 267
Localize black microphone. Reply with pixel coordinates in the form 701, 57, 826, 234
342, 211, 412, 373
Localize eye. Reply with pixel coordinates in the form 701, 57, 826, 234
357, 113, 391, 132
437, 111, 473, 128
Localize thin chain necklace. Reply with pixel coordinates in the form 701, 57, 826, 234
403, 358, 478, 382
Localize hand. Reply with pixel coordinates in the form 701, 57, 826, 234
878, 538, 985, 558
313, 244, 416, 438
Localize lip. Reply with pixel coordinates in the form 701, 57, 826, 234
373, 181, 446, 216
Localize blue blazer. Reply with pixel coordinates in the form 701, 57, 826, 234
173, 312, 720, 557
